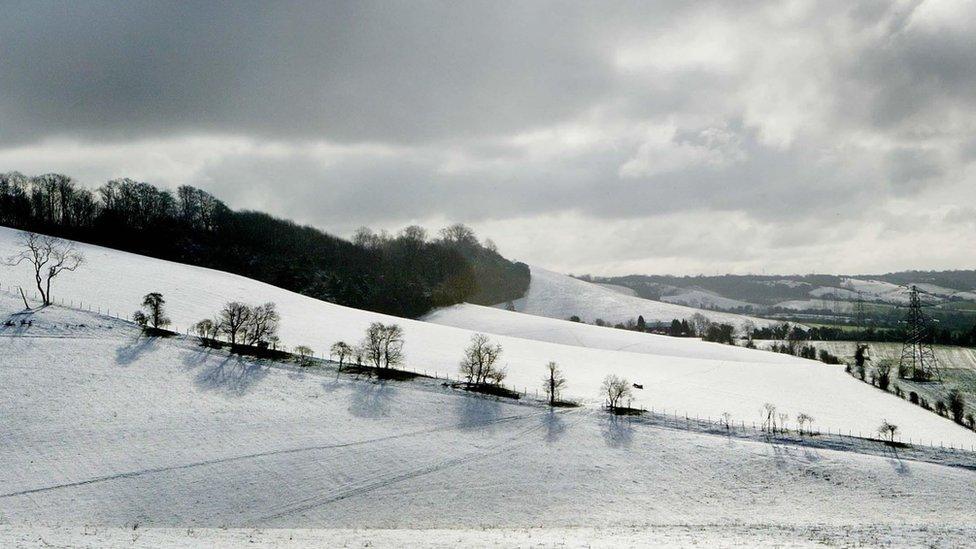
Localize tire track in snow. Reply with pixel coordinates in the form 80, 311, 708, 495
0, 408, 549, 500
251, 408, 586, 524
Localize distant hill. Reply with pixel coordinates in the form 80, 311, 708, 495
591, 271, 976, 331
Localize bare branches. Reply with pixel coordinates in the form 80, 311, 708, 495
459, 333, 505, 385
5, 231, 84, 305
601, 374, 631, 410
361, 322, 405, 369
542, 361, 567, 406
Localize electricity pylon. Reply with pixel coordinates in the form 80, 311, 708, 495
898, 285, 940, 381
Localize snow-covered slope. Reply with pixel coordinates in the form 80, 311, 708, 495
2, 301, 976, 545
659, 288, 755, 310
500, 266, 774, 329
1, 226, 974, 447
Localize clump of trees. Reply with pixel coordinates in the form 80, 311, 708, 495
191, 301, 280, 350
360, 322, 405, 370
4, 230, 84, 306
133, 292, 170, 332
601, 374, 632, 411
293, 345, 314, 367
459, 333, 505, 386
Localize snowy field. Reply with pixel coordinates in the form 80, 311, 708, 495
499, 266, 774, 329
1, 226, 975, 448
2, 300, 976, 547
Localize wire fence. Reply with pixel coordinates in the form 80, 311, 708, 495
2, 279, 975, 454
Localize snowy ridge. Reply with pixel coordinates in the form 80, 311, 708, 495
1, 225, 975, 447
500, 266, 774, 329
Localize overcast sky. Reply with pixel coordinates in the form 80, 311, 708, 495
2, 0, 974, 276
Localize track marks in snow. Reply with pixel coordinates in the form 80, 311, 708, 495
0, 407, 556, 501
252, 408, 585, 524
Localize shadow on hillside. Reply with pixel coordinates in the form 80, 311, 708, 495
194, 355, 269, 396
349, 381, 395, 418
600, 414, 634, 449
456, 395, 502, 432
115, 336, 159, 366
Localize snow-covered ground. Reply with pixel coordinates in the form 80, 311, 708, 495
1, 226, 975, 449
499, 266, 773, 329
2, 300, 976, 547
659, 288, 755, 310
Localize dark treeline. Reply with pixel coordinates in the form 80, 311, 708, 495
750, 322, 976, 348
0, 172, 529, 318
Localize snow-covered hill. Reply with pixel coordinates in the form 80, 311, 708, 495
659, 288, 755, 310
1, 226, 974, 447
499, 266, 774, 329
2, 300, 976, 545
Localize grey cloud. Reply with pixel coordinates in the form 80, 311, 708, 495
1, 0, 973, 275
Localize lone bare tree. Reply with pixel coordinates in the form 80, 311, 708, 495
5, 231, 84, 306
330, 341, 353, 372
542, 361, 567, 406
796, 412, 814, 435
761, 402, 777, 433
601, 374, 632, 411
878, 419, 898, 442
459, 333, 505, 385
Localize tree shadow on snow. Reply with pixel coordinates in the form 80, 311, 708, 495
349, 381, 395, 418
115, 336, 159, 366
456, 395, 502, 431
194, 355, 269, 396
542, 410, 568, 444
600, 414, 634, 449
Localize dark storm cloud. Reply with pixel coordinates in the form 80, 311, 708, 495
0, 0, 677, 144
1, 0, 973, 274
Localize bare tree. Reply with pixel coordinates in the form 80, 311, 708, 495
761, 403, 777, 432
5, 231, 84, 306
689, 313, 711, 337
242, 302, 279, 347
542, 361, 567, 406
381, 323, 405, 368
218, 301, 251, 345
330, 341, 352, 372
294, 345, 314, 367
796, 412, 814, 435
361, 322, 405, 369
601, 374, 632, 410
721, 411, 733, 431
439, 223, 478, 246
193, 318, 219, 340
459, 333, 504, 385
878, 419, 898, 442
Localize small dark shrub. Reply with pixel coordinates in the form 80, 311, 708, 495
909, 391, 919, 404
